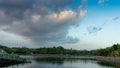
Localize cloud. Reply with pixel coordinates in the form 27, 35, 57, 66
0, 0, 87, 45
98, 0, 105, 4
87, 16, 120, 35
0, 30, 30, 45
0, 10, 7, 21
110, 16, 120, 21
87, 26, 102, 34
98, 0, 109, 4
50, 37, 79, 45
101, 16, 120, 26
65, 37, 79, 44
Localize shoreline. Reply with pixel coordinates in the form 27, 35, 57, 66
96, 56, 120, 63
21, 55, 120, 63
20, 54, 96, 60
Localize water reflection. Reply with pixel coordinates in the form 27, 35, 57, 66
35, 57, 64, 65
0, 62, 26, 68
0, 59, 31, 68
35, 57, 96, 65
1, 56, 117, 68
97, 61, 120, 68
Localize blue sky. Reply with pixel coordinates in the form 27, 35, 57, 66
66, 0, 120, 49
0, 0, 120, 50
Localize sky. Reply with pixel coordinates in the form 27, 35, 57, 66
0, 0, 120, 50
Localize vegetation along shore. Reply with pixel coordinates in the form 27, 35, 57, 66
1, 43, 120, 64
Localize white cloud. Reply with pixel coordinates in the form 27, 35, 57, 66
98, 0, 109, 4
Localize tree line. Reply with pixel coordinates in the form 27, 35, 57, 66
0, 43, 120, 56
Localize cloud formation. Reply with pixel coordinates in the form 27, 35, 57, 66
109, 16, 120, 21
87, 26, 102, 34
87, 16, 120, 35
0, 0, 87, 45
98, 0, 109, 4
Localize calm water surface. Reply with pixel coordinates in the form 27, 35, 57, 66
2, 56, 116, 68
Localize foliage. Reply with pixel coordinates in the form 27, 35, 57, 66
0, 44, 120, 56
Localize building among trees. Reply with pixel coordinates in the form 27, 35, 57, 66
0, 49, 8, 57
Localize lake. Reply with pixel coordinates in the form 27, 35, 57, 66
1, 56, 116, 68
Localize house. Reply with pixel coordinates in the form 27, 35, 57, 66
0, 49, 8, 55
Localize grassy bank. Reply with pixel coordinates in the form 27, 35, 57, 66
96, 56, 120, 63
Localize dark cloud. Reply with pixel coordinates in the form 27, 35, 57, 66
0, 0, 34, 19
0, 0, 86, 45
0, 0, 84, 20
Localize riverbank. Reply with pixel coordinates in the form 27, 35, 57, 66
96, 56, 120, 67
20, 54, 96, 60
21, 55, 120, 63
96, 56, 120, 63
